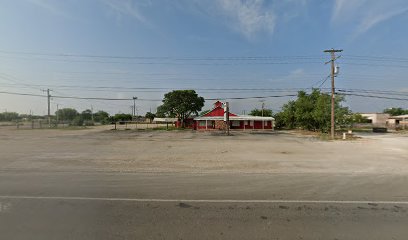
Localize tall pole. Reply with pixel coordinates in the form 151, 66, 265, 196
56, 104, 59, 126
44, 89, 52, 128
225, 102, 230, 136
324, 49, 343, 139
133, 97, 137, 119
91, 105, 94, 123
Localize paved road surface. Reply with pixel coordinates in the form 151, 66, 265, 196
1, 170, 407, 239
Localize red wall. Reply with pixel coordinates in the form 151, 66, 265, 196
196, 120, 273, 130
203, 107, 237, 117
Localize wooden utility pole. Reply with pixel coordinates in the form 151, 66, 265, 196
43, 89, 52, 128
91, 105, 94, 123
56, 104, 59, 127
324, 49, 343, 139
224, 102, 230, 135
133, 97, 137, 119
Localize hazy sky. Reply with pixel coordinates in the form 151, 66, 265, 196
1, 0, 408, 115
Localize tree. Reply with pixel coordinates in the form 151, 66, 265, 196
383, 108, 408, 116
199, 109, 211, 116
249, 108, 273, 117
145, 112, 156, 123
155, 105, 168, 118
94, 110, 110, 124
55, 108, 78, 123
350, 113, 371, 123
111, 113, 132, 122
71, 116, 84, 126
274, 89, 350, 132
0, 112, 19, 121
81, 109, 93, 121
157, 90, 205, 127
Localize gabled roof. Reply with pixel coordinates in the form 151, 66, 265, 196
195, 101, 274, 121
202, 100, 237, 117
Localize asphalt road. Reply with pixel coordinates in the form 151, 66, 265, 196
1, 170, 408, 240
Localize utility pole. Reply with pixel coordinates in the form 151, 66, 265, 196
261, 101, 265, 117
91, 105, 94, 123
324, 49, 343, 139
224, 102, 230, 135
56, 104, 59, 126
133, 97, 137, 119
130, 106, 134, 116
43, 89, 52, 128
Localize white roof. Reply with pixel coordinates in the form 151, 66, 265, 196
153, 117, 178, 123
194, 115, 274, 121
389, 114, 408, 119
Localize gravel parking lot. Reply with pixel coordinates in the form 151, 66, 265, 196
1, 126, 407, 174
1, 126, 408, 239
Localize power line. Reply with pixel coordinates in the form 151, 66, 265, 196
340, 93, 408, 101
343, 55, 408, 62
206, 94, 298, 100
0, 90, 46, 98
1, 89, 407, 103
340, 62, 408, 69
0, 49, 326, 61
338, 89, 408, 97
0, 55, 324, 66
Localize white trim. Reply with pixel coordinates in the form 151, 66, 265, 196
153, 118, 178, 123
195, 116, 274, 121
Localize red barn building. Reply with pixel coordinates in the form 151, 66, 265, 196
194, 101, 274, 131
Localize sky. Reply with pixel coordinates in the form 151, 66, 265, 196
0, 0, 408, 116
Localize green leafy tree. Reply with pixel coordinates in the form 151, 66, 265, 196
383, 108, 408, 116
81, 109, 93, 121
155, 105, 169, 118
94, 110, 110, 124
0, 112, 19, 121
249, 108, 273, 117
157, 90, 205, 127
145, 112, 156, 123
274, 101, 296, 129
350, 113, 371, 123
274, 89, 350, 132
111, 113, 132, 122
71, 116, 84, 126
55, 108, 78, 123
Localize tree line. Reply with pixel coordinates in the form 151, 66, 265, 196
153, 89, 405, 132
1, 89, 406, 130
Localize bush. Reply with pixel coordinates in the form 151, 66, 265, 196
84, 120, 95, 126
71, 116, 84, 126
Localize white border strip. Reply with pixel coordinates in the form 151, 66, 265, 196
1, 195, 408, 205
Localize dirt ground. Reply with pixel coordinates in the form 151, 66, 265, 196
2, 126, 408, 239
1, 126, 407, 174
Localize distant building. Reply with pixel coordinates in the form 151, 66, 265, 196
193, 101, 274, 131
388, 114, 408, 129
360, 113, 391, 126
152, 117, 178, 123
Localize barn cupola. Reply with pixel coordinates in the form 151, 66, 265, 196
214, 101, 223, 109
